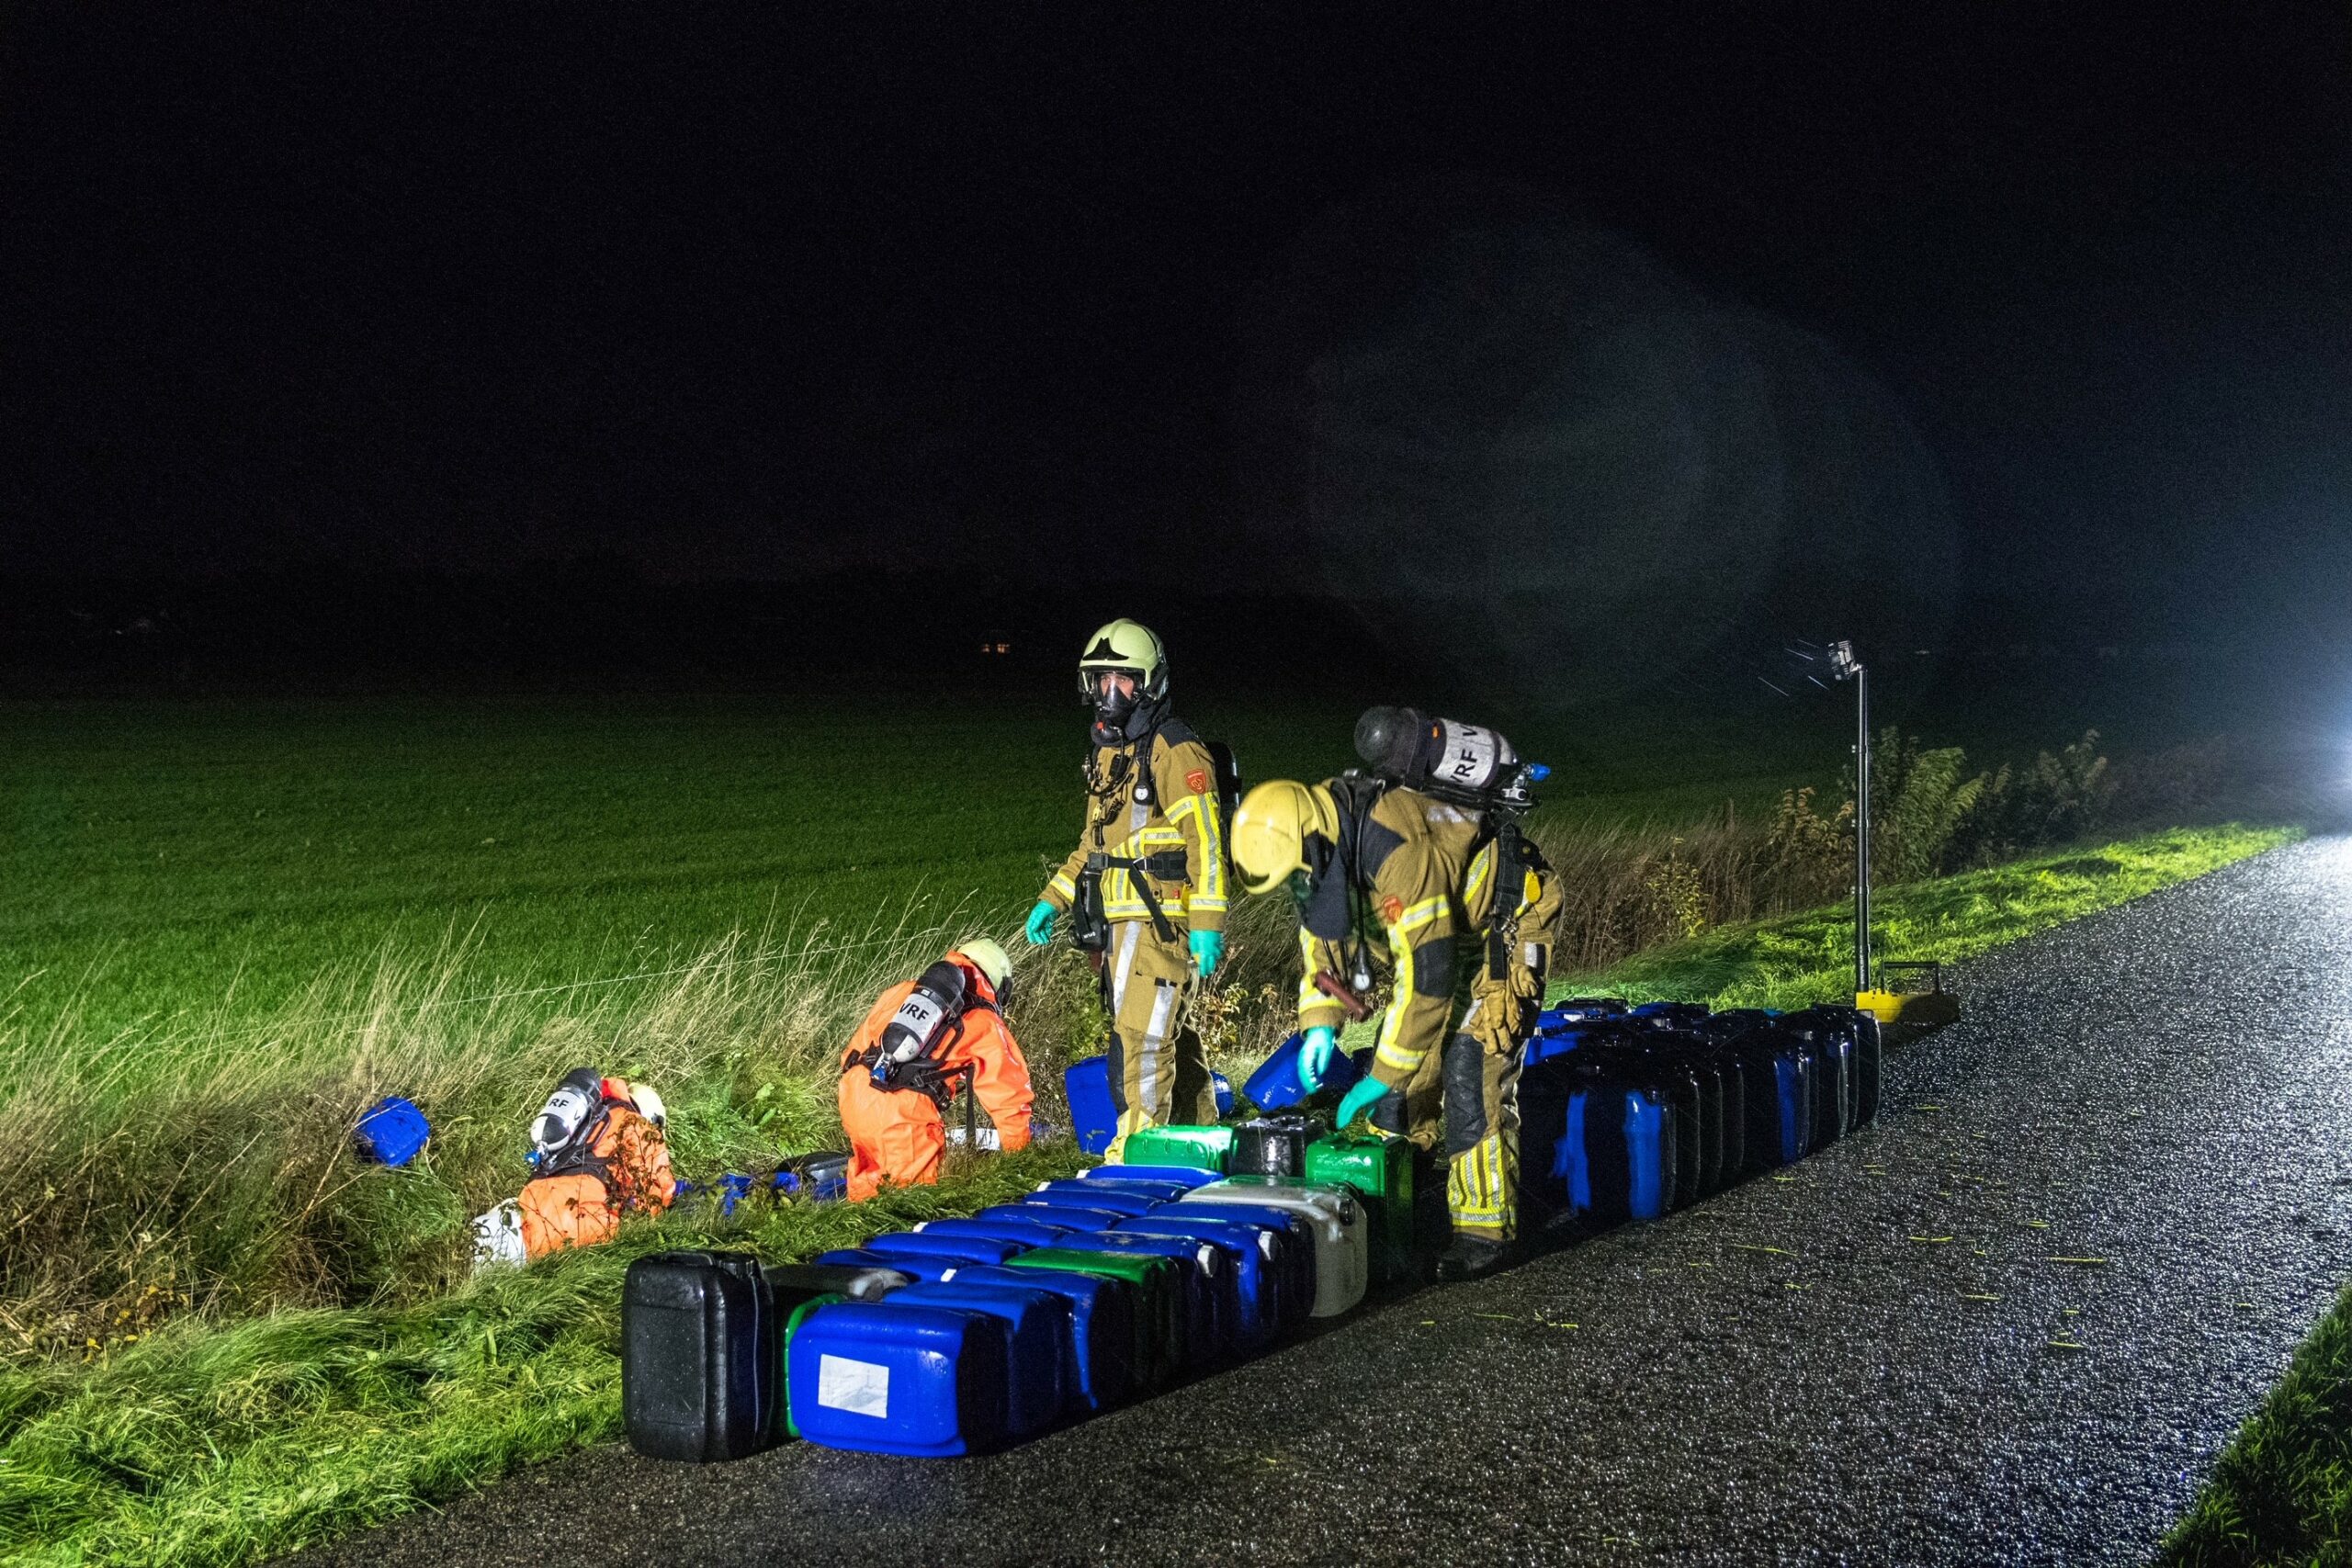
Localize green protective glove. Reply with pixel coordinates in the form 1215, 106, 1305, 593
1023, 899, 1059, 946
1297, 1025, 1338, 1090
1189, 928, 1224, 979
1336, 1075, 1389, 1129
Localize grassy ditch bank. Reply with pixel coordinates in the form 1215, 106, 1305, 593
0, 821, 2292, 1568
2163, 1283, 2352, 1564
0, 1146, 1090, 1568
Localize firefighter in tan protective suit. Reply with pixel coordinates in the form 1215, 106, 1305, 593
1228, 711, 1559, 1280
1024, 620, 1227, 1155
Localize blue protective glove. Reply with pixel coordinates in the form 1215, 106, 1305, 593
1189, 928, 1225, 979
1024, 899, 1059, 946
1297, 1025, 1338, 1090
1336, 1075, 1389, 1129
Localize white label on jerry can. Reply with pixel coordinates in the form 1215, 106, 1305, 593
818, 1354, 891, 1418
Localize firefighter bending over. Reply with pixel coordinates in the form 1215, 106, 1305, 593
1228, 708, 1560, 1281
838, 938, 1035, 1201
1024, 619, 1230, 1155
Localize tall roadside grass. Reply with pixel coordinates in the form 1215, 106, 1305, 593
0, 725, 2298, 1356
0, 899, 1114, 1359
0, 1146, 1090, 1568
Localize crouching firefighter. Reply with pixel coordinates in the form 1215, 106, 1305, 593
1023, 619, 1233, 1156
518, 1070, 674, 1260
838, 938, 1035, 1201
1228, 707, 1560, 1281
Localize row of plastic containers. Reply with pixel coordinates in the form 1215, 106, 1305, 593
1517, 998, 1883, 1226
621, 1124, 1411, 1461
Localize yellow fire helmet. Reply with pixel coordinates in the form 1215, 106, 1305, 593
1230, 778, 1340, 896
954, 936, 1013, 996
1076, 618, 1169, 703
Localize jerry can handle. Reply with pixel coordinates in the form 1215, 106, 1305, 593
1877, 959, 1944, 994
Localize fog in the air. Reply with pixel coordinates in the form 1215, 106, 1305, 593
1232, 179, 1959, 705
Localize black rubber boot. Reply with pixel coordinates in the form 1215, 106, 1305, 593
1434, 1234, 1513, 1282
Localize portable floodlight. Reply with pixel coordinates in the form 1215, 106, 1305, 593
1760, 637, 1956, 1027
1824, 639, 1871, 998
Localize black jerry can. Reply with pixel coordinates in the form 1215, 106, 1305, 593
1229, 1114, 1322, 1179
1851, 1010, 1883, 1126
760, 1260, 912, 1303
1700, 1042, 1747, 1187
1662, 1041, 1724, 1198
1648, 1049, 1706, 1207
1818, 1005, 1881, 1128
624, 1250, 783, 1461
1781, 1011, 1850, 1150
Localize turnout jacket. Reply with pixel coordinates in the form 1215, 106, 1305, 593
1294, 781, 1560, 1089
1041, 716, 1228, 935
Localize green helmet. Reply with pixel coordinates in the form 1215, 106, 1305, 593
1076, 618, 1169, 705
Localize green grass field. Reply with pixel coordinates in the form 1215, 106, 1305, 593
1, 693, 1825, 1066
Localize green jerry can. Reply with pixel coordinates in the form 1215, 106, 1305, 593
1117, 1124, 1236, 1174
1005, 1247, 1185, 1391
778, 1292, 842, 1440
1305, 1133, 1416, 1283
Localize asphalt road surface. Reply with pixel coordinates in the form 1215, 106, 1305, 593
288, 836, 2352, 1567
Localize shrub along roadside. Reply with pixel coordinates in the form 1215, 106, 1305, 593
2162, 1285, 2352, 1565
0, 822, 2293, 1568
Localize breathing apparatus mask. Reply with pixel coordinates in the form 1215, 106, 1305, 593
1087, 670, 1167, 745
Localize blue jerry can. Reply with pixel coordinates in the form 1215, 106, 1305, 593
1040, 1177, 1192, 1204
1158, 1200, 1317, 1323
1772, 1048, 1815, 1164
1023, 1183, 1163, 1219
879, 1280, 1070, 1431
1077, 1164, 1219, 1190
813, 1247, 963, 1283
1527, 1063, 1678, 1226
991, 1200, 1127, 1232
1111, 1212, 1293, 1350
859, 1232, 1025, 1269
789, 1301, 1010, 1457
917, 1215, 1073, 1250
354, 1096, 431, 1167
1045, 1231, 1230, 1369
1522, 1029, 1586, 1068
939, 1264, 1136, 1413
1242, 1030, 1362, 1112
1212, 1070, 1236, 1118
1545, 998, 1630, 1027
1064, 1056, 1118, 1155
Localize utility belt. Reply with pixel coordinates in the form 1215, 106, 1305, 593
1073, 849, 1190, 947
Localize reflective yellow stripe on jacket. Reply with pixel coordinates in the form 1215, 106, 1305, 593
1373, 894, 1452, 1077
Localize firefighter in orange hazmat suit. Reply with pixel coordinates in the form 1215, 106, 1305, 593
838, 938, 1035, 1201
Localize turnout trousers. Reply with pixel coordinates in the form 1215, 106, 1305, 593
1372, 969, 1534, 1243
1102, 917, 1216, 1156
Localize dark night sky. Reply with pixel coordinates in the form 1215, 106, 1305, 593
7, 5, 2351, 652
